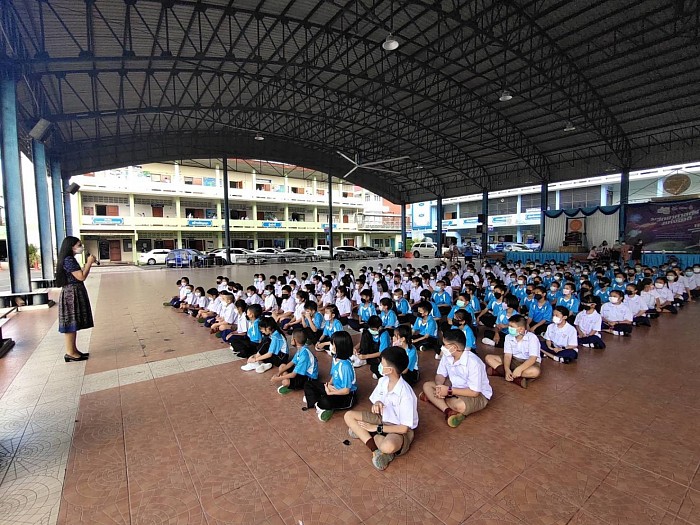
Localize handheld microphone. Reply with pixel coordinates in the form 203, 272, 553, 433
86, 252, 101, 266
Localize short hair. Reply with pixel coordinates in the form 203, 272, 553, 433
360, 289, 373, 298
381, 346, 409, 373
292, 328, 308, 345
234, 299, 247, 310
194, 286, 205, 295
206, 287, 218, 296
246, 285, 257, 293
609, 289, 624, 298
419, 289, 432, 300
304, 300, 318, 311
259, 316, 281, 333
325, 304, 340, 318
180, 276, 189, 284
394, 325, 412, 345
337, 285, 348, 296
393, 288, 404, 296
322, 280, 333, 289
553, 305, 569, 318
508, 314, 527, 328
452, 309, 473, 326
416, 301, 432, 314
505, 295, 520, 310
379, 297, 393, 308
442, 328, 466, 348
367, 315, 383, 329
330, 331, 353, 360
246, 303, 262, 318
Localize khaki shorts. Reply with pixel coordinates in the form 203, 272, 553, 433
454, 393, 489, 416
508, 357, 541, 371
361, 411, 414, 456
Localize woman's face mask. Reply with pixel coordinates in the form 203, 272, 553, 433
74, 245, 84, 254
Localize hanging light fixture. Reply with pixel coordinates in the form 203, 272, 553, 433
499, 90, 513, 102
254, 132, 264, 141
563, 121, 576, 132
383, 33, 399, 51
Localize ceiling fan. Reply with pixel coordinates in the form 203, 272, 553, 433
337, 151, 409, 179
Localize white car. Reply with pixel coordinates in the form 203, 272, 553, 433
139, 249, 170, 265
411, 242, 438, 258
503, 243, 534, 252
208, 248, 264, 264
253, 247, 287, 262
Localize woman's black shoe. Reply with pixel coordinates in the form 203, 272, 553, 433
64, 353, 89, 362
77, 350, 90, 357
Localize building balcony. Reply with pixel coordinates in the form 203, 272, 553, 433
357, 216, 408, 231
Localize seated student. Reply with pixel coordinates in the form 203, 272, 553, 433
241, 317, 289, 373
352, 315, 391, 376
451, 310, 476, 352
271, 329, 319, 395
378, 298, 399, 334
600, 290, 634, 336
482, 294, 519, 348
611, 272, 628, 292
283, 290, 309, 334
298, 300, 323, 344
319, 280, 335, 307
185, 286, 209, 316
164, 277, 189, 307
178, 283, 196, 312
303, 331, 357, 422
261, 285, 279, 316
650, 276, 678, 314
476, 284, 506, 327
690, 265, 700, 299
625, 283, 651, 326
540, 306, 579, 363
204, 290, 227, 328
245, 285, 264, 306
272, 285, 296, 327
527, 286, 552, 336
408, 277, 424, 307
594, 278, 611, 304
215, 276, 227, 292
445, 292, 469, 329
392, 288, 414, 325
412, 301, 439, 356
431, 280, 453, 316
666, 270, 686, 306
678, 267, 695, 302
556, 283, 579, 323
420, 329, 492, 428
221, 299, 249, 344
315, 305, 344, 352
209, 291, 236, 335
519, 284, 537, 316
348, 290, 376, 332
392, 325, 419, 385
230, 304, 263, 358
335, 286, 352, 326
196, 288, 220, 322
639, 279, 660, 318
485, 314, 541, 389
546, 281, 562, 304
575, 295, 606, 349
344, 346, 418, 471
417, 288, 442, 322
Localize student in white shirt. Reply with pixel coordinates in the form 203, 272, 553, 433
283, 291, 309, 334
540, 306, 578, 364
197, 288, 220, 323
624, 283, 651, 327
335, 285, 353, 326
344, 346, 418, 471
690, 265, 700, 300
273, 285, 296, 327
574, 296, 606, 349
420, 329, 492, 428
245, 286, 264, 306
484, 314, 541, 389
600, 290, 634, 336
650, 277, 677, 314
319, 280, 335, 307
262, 285, 279, 316
408, 278, 424, 306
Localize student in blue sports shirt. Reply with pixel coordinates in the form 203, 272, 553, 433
418, 289, 442, 322
556, 282, 579, 322
304, 331, 357, 422
353, 316, 392, 378
520, 285, 537, 316
315, 305, 344, 352
413, 301, 439, 356
547, 281, 562, 304
231, 304, 264, 358
392, 288, 414, 325
348, 290, 376, 332
378, 297, 399, 334
300, 301, 324, 344
527, 286, 552, 336
594, 278, 611, 304
241, 316, 289, 373
482, 295, 518, 348
445, 292, 469, 328
610, 272, 627, 292
511, 276, 528, 302
431, 280, 452, 316
271, 329, 318, 395
451, 309, 476, 352
392, 325, 419, 385
476, 284, 506, 328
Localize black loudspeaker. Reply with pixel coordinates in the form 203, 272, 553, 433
65, 182, 81, 194
476, 225, 484, 234
477, 213, 485, 223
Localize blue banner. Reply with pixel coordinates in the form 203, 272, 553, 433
92, 217, 124, 225
262, 221, 283, 228
187, 219, 212, 227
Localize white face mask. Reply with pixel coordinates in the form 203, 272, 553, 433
324, 313, 331, 321
246, 292, 253, 297
517, 280, 524, 285
562, 289, 571, 295
655, 283, 664, 289
609, 297, 619, 304
552, 316, 562, 324
440, 345, 452, 357
194, 292, 201, 297
74, 246, 84, 254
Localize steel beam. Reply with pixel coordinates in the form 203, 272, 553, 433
222, 157, 231, 263
32, 140, 55, 279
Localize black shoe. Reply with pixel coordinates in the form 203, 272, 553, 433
77, 350, 90, 357
64, 353, 89, 362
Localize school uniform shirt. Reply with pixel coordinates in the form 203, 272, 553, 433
504, 332, 542, 363
263, 294, 279, 312
178, 286, 189, 300
351, 288, 363, 305
330, 358, 357, 392
528, 301, 552, 324
409, 286, 424, 304
412, 316, 438, 338
374, 291, 391, 307
594, 287, 611, 304
322, 318, 344, 338
293, 302, 306, 321
556, 295, 580, 314
217, 283, 228, 292
247, 318, 262, 343
246, 293, 264, 306
280, 296, 297, 314
544, 322, 579, 350
394, 298, 410, 315
429, 301, 442, 320
450, 275, 462, 290
640, 290, 656, 309
400, 281, 412, 295
236, 315, 249, 334
494, 309, 515, 334
574, 310, 602, 336
268, 331, 289, 356
220, 303, 236, 324
468, 296, 481, 316
624, 294, 646, 315
336, 297, 352, 317
320, 290, 335, 307
369, 376, 419, 429
451, 324, 476, 349
546, 289, 562, 303
255, 281, 265, 294
380, 310, 399, 329
651, 286, 674, 303
487, 298, 506, 317
302, 312, 324, 331
209, 297, 222, 315
610, 281, 627, 292
600, 302, 633, 323
183, 291, 196, 305
405, 345, 418, 371
432, 290, 452, 306
511, 286, 528, 302
437, 350, 493, 399
357, 302, 377, 322
668, 280, 685, 296
370, 331, 392, 353
196, 295, 209, 309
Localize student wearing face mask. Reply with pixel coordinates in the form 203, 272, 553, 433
378, 298, 399, 335
650, 277, 677, 314
482, 295, 519, 348
485, 315, 541, 389
245, 285, 264, 306
261, 285, 279, 316
540, 306, 579, 363
344, 346, 418, 471
420, 329, 492, 428
666, 271, 686, 306
178, 284, 197, 313
431, 280, 453, 317
352, 316, 391, 377
624, 284, 651, 327
216, 276, 228, 292
392, 288, 414, 325
197, 288, 222, 324
274, 285, 297, 326
476, 284, 506, 328
575, 296, 606, 349
230, 304, 263, 358
185, 286, 209, 317
304, 331, 357, 422
639, 279, 660, 318
556, 283, 579, 324
527, 286, 552, 336
451, 310, 476, 352
315, 306, 344, 352
348, 290, 376, 332
391, 325, 419, 385
510, 276, 528, 302
689, 266, 700, 299
600, 290, 634, 336
412, 302, 439, 356
240, 317, 290, 374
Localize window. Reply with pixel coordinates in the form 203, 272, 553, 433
520, 193, 541, 212
95, 205, 119, 216
229, 181, 243, 189
489, 196, 517, 215
559, 187, 600, 209
83, 207, 94, 216
459, 201, 481, 217
256, 183, 271, 191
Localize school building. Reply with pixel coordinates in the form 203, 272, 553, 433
70, 161, 406, 263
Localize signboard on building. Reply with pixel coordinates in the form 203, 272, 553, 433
440, 212, 541, 230
91, 217, 124, 225
262, 221, 283, 228
187, 219, 213, 227
411, 202, 433, 231
626, 199, 700, 251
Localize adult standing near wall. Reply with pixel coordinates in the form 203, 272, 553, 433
631, 239, 644, 265
55, 236, 96, 362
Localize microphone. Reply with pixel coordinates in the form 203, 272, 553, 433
86, 252, 101, 266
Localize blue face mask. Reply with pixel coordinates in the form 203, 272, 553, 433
508, 327, 518, 336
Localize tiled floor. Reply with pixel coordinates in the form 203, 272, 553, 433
1, 263, 699, 525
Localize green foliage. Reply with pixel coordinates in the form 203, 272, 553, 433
28, 244, 39, 266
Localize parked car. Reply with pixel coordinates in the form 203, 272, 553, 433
314, 245, 334, 260
335, 246, 365, 259
253, 247, 286, 262
280, 247, 318, 262
358, 246, 384, 258
165, 249, 206, 268
313, 245, 354, 260
208, 248, 266, 264
412, 242, 438, 258
503, 243, 535, 252
138, 249, 170, 265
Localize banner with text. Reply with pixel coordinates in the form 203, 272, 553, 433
626, 199, 700, 252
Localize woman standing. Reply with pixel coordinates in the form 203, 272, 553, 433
631, 239, 644, 265
55, 237, 96, 362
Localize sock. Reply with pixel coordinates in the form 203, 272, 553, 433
365, 439, 378, 452
443, 407, 452, 416
494, 365, 505, 377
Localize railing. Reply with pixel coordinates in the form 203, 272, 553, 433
80, 216, 362, 232
357, 216, 408, 231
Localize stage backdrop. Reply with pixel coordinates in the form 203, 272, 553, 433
626, 199, 700, 253
543, 206, 619, 252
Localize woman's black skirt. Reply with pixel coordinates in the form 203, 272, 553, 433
58, 282, 94, 333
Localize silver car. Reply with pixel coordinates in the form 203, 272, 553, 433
209, 248, 267, 264
280, 247, 319, 262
